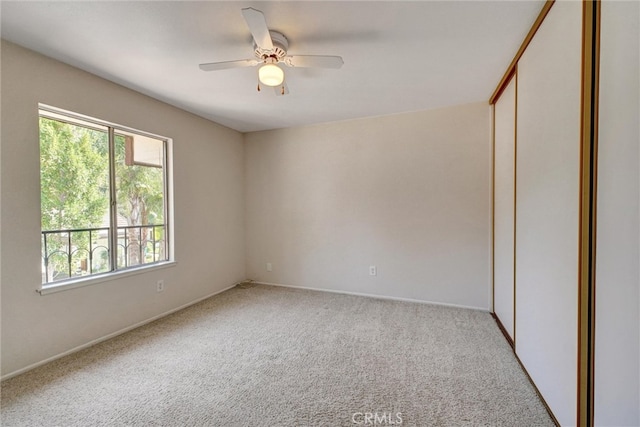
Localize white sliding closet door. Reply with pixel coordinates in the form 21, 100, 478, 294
594, 1, 640, 424
514, 1, 582, 425
493, 76, 516, 341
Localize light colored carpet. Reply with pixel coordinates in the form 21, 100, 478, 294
1, 284, 554, 426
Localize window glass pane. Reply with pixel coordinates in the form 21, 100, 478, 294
114, 132, 167, 269
39, 115, 110, 283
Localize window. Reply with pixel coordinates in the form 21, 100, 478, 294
39, 105, 171, 287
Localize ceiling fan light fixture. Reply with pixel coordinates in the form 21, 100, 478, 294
198, 8, 343, 95
258, 63, 284, 87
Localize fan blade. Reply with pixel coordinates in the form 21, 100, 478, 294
241, 8, 274, 51
199, 59, 259, 72
274, 81, 289, 96
284, 55, 344, 69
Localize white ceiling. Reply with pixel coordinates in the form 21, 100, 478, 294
1, 1, 543, 133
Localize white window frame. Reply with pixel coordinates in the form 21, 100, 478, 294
37, 104, 175, 295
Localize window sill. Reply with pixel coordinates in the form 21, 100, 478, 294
37, 261, 177, 296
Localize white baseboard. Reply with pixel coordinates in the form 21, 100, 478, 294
1, 282, 241, 382
251, 280, 489, 312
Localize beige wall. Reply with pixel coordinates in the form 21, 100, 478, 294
245, 103, 492, 309
0, 41, 246, 377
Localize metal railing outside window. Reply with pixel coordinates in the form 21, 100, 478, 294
41, 225, 167, 284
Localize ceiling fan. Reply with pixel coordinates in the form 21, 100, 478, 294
199, 7, 344, 95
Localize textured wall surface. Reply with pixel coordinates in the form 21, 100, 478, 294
1, 41, 246, 377
245, 102, 491, 310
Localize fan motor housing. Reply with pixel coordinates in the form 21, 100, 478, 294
254, 31, 288, 61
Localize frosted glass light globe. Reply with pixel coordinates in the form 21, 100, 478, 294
259, 63, 284, 87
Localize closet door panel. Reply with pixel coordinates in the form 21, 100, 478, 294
493, 76, 516, 340
594, 1, 640, 424
514, 1, 582, 425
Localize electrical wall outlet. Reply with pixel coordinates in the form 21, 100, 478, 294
266, 263, 272, 272
156, 280, 165, 292
369, 265, 377, 276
